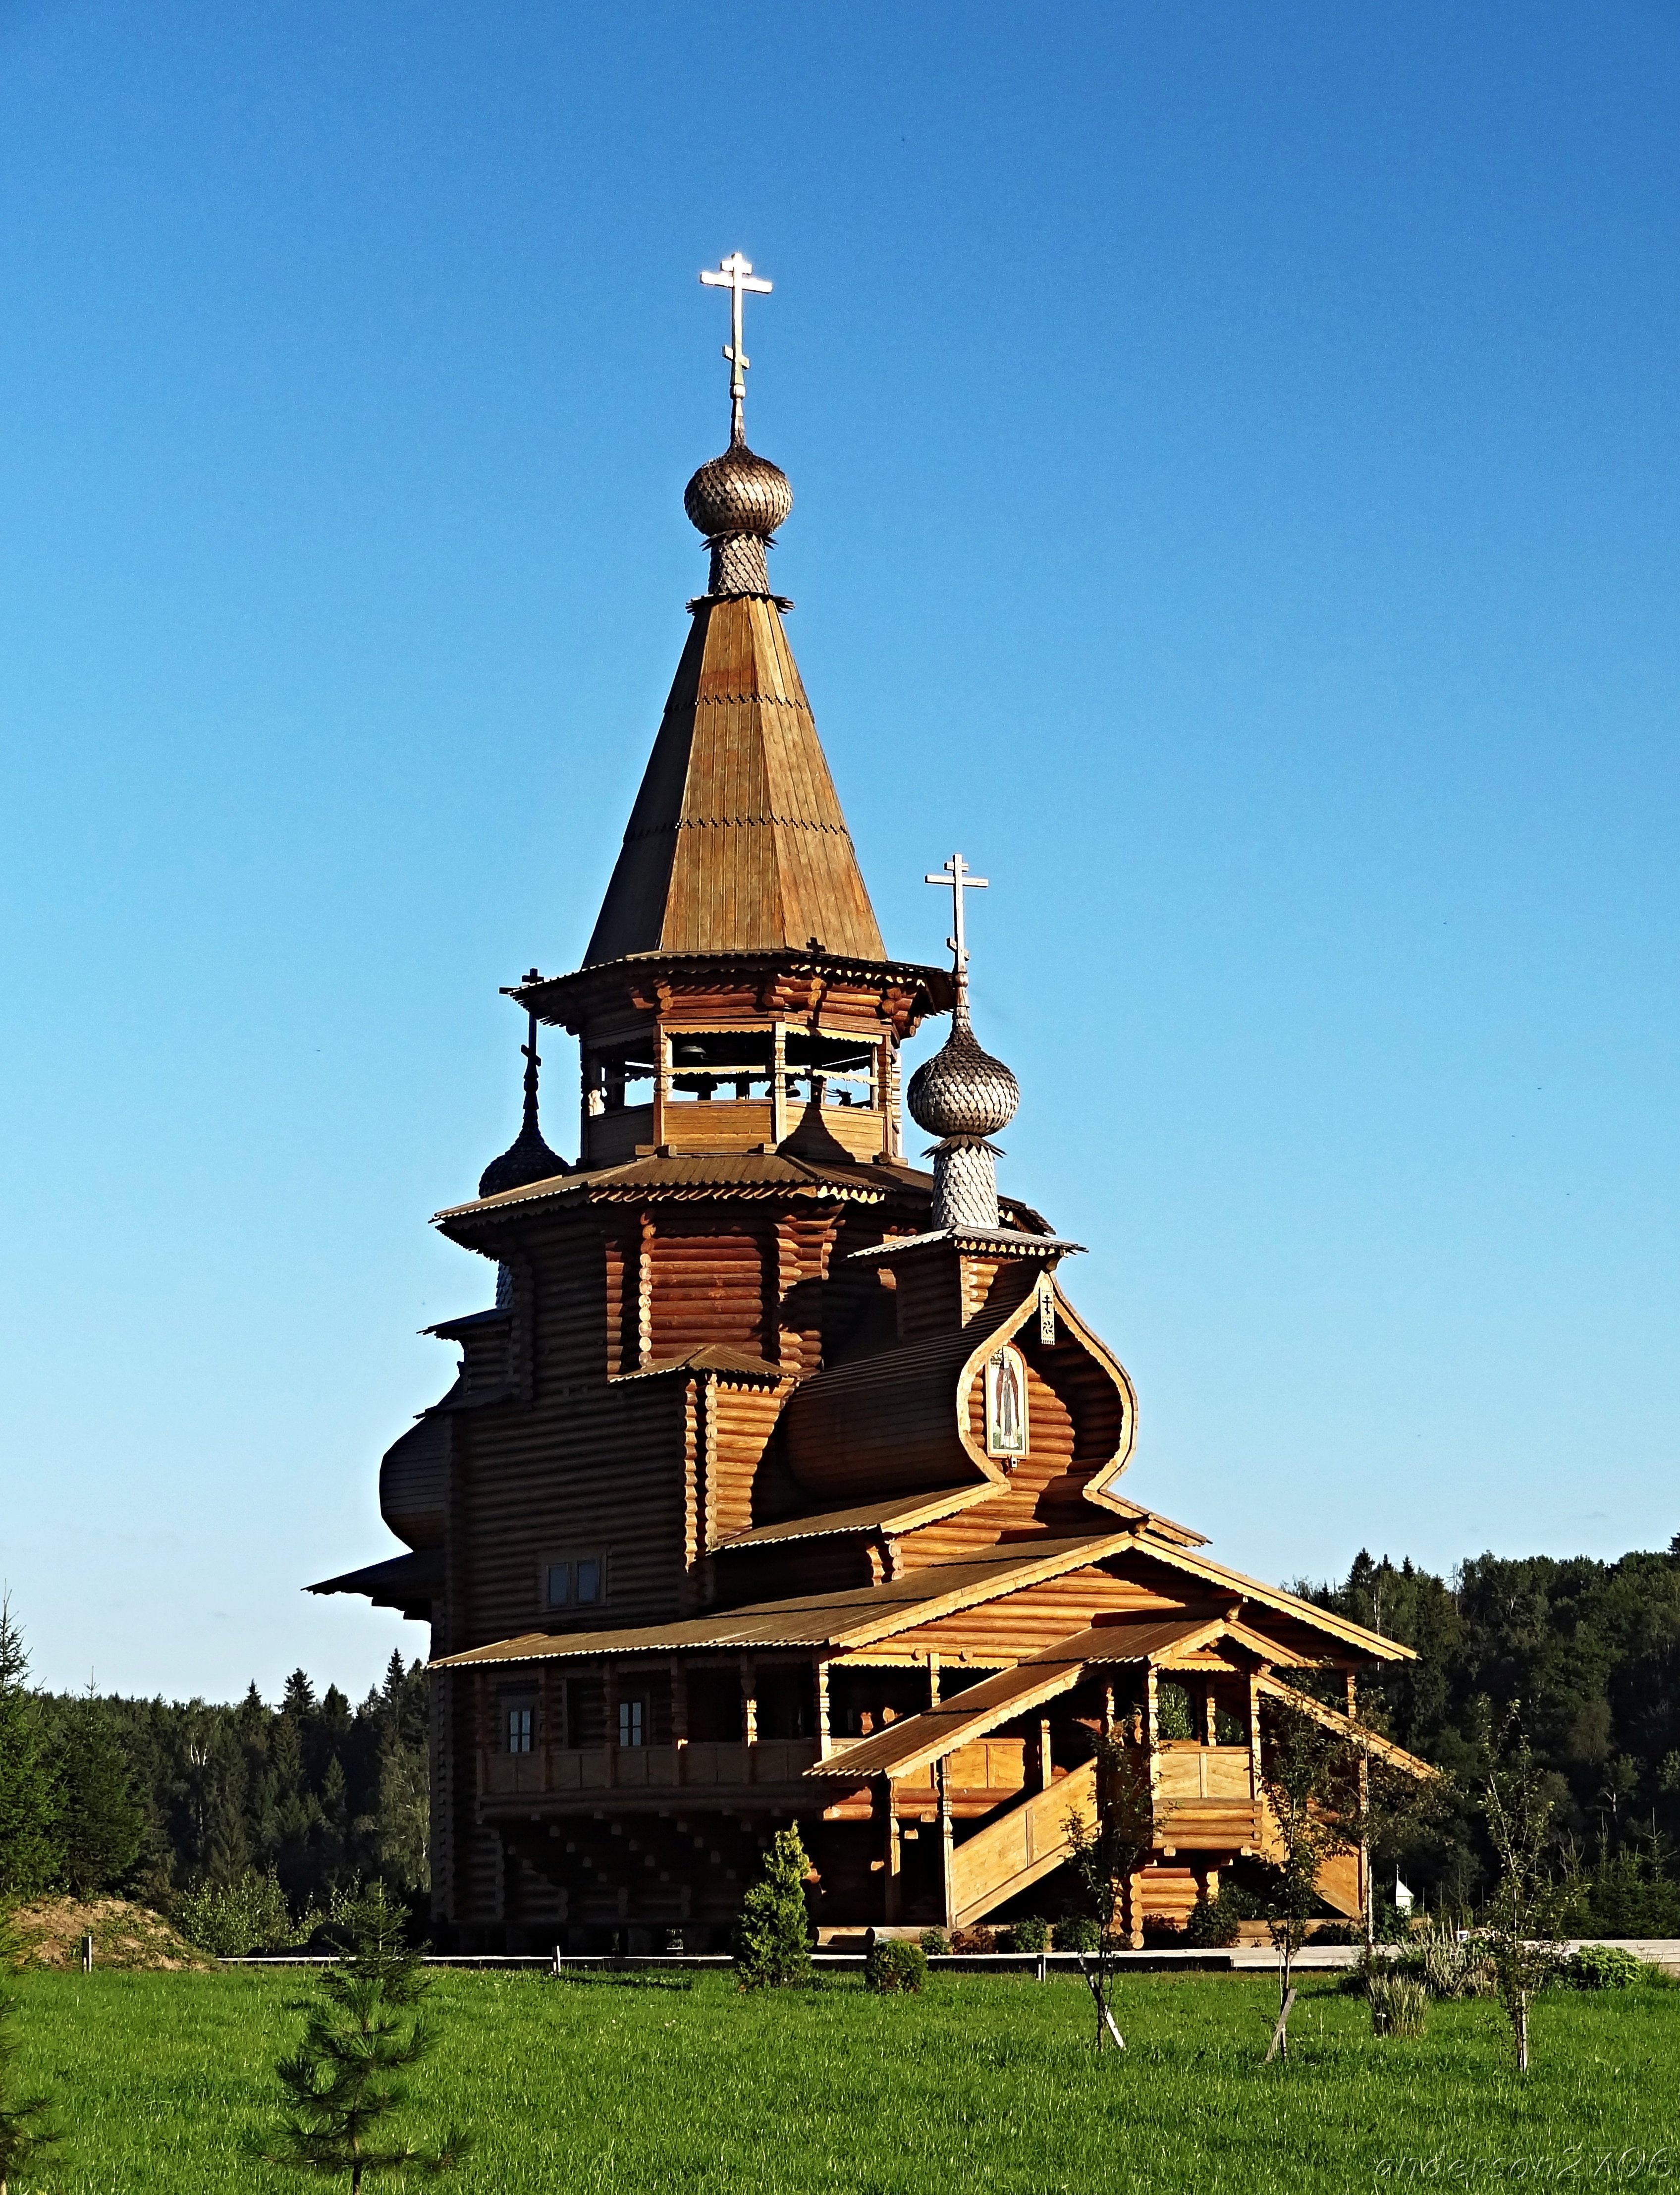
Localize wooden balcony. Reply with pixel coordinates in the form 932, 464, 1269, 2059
480, 1738, 821, 1804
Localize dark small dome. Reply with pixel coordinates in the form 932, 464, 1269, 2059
907, 1004, 1020, 1141
684, 439, 793, 541
478, 1119, 568, 1199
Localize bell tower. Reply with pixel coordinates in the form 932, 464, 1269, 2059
516, 253, 950, 1170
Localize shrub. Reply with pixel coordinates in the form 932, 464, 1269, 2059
1052, 1915, 1101, 1952
948, 1926, 995, 1953
1569, 1944, 1641, 1991
1184, 1889, 1246, 1949
1417, 1936, 1497, 2000
174, 1869, 295, 1957
917, 1929, 949, 1957
1000, 1916, 1048, 1953
865, 1939, 927, 1993
731, 1827, 813, 1990
1369, 1973, 1429, 2037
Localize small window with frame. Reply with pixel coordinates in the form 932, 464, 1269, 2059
543, 1551, 607, 1611
505, 1701, 535, 1755
617, 1696, 645, 1748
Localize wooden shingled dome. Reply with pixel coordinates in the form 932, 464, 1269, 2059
584, 595, 886, 966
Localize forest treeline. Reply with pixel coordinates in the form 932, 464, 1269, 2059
1307, 1537, 1680, 1932
0, 1596, 429, 1931
2, 1533, 1679, 1938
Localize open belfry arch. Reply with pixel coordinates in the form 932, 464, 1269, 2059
313, 255, 1427, 1950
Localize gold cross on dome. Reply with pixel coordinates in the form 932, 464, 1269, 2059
700, 251, 773, 435
924, 852, 989, 976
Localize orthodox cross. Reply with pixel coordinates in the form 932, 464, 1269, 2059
700, 251, 772, 439
924, 852, 989, 977
520, 969, 541, 1128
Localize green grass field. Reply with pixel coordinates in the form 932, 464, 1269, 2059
10, 1966, 1680, 2193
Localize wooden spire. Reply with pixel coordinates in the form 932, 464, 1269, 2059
584, 595, 888, 966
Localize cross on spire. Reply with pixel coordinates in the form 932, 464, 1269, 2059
924, 852, 989, 983
700, 251, 772, 442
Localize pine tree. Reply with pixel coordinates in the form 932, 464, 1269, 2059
261, 1887, 464, 2190
0, 1909, 59, 2195
731, 1826, 813, 1988
54, 1692, 144, 1897
0, 1599, 60, 1901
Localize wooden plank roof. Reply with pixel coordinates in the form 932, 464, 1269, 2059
435, 1148, 1055, 1235
584, 596, 887, 966
715, 1487, 994, 1550
428, 1532, 1138, 1671
1122, 1532, 1418, 1663
804, 1617, 1224, 1782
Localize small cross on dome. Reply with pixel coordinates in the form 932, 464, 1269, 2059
924, 852, 989, 979
700, 252, 773, 441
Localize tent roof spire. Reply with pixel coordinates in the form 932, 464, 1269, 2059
582, 254, 888, 969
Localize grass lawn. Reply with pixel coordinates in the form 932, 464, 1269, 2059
10, 1965, 1680, 2192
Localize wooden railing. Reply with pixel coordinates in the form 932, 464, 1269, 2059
948, 1761, 1098, 1932
480, 1738, 820, 1800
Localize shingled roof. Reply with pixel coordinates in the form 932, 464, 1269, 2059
583, 594, 887, 966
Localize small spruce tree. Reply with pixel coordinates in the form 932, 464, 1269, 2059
54, 1691, 144, 1897
732, 1826, 813, 1989
0, 1600, 60, 1903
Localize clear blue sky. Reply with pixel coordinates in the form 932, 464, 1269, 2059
3, 1, 1678, 1701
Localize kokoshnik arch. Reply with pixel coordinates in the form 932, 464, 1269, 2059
313, 255, 1428, 1951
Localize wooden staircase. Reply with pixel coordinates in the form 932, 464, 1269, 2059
947, 1762, 1097, 1932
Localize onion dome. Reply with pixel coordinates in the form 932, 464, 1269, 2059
478, 1114, 567, 1199
685, 433, 793, 599
684, 438, 793, 541
907, 997, 1020, 1141
478, 1001, 567, 1198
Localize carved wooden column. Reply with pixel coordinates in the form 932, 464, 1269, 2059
1203, 1682, 1218, 1747
937, 1757, 956, 1933
740, 1655, 758, 1779
927, 1653, 941, 1707
814, 1659, 831, 1761
1035, 1715, 1053, 1793
883, 1778, 902, 1924
770, 1024, 788, 1146
604, 1664, 619, 1790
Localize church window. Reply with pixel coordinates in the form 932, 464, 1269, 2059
984, 1343, 1029, 1459
505, 1704, 534, 1754
544, 1552, 606, 1610
618, 1697, 645, 1747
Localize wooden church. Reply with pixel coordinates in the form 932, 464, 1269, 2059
314, 256, 1424, 1951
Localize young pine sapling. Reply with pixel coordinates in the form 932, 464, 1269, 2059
261, 1885, 466, 2191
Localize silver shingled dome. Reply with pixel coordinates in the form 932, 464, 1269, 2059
907, 1001, 1021, 1141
